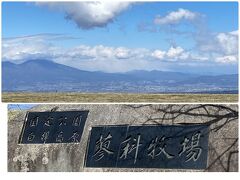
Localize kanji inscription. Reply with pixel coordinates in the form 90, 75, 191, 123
85, 125, 209, 169
19, 111, 89, 144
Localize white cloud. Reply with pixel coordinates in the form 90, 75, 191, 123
193, 30, 238, 65
152, 46, 188, 60
151, 50, 166, 59
151, 9, 238, 62
69, 45, 135, 60
2, 35, 55, 62
115, 47, 131, 59
215, 55, 238, 64
190, 54, 209, 61
166, 46, 185, 58
38, 1, 132, 29
178, 52, 190, 60
230, 30, 238, 36
154, 8, 197, 25
216, 31, 238, 55
2, 33, 238, 73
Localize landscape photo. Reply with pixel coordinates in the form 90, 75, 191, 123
2, 1, 238, 102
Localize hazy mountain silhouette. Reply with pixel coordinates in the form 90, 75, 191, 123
2, 59, 238, 92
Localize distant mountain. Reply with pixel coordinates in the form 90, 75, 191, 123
126, 70, 198, 82
2, 59, 238, 93
2, 59, 134, 82
176, 74, 238, 87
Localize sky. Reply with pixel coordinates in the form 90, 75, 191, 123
8, 104, 37, 110
2, 1, 239, 74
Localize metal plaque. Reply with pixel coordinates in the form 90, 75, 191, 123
19, 111, 89, 144
85, 124, 209, 169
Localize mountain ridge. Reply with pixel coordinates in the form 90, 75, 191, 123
2, 59, 238, 93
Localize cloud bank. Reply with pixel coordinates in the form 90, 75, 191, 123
2, 32, 238, 73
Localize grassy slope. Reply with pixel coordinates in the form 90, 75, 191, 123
2, 92, 238, 103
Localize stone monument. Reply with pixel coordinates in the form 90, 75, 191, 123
8, 104, 238, 172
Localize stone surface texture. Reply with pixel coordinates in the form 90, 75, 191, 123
8, 104, 238, 172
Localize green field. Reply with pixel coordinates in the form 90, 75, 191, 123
2, 92, 238, 103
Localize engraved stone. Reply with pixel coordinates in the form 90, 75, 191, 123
19, 111, 89, 144
85, 124, 209, 169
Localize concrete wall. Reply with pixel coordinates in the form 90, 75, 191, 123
8, 104, 238, 172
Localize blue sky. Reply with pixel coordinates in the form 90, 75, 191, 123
2, 1, 239, 74
8, 104, 37, 110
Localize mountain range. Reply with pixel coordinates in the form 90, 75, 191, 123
2, 59, 238, 93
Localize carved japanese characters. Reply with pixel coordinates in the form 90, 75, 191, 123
85, 125, 209, 169
19, 111, 89, 144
